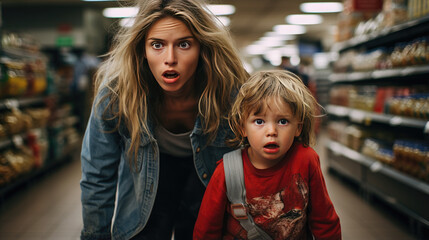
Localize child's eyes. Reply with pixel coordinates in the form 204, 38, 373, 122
254, 119, 264, 125
278, 119, 289, 125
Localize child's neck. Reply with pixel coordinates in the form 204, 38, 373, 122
246, 147, 285, 169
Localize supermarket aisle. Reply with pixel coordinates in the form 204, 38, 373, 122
0, 131, 421, 240
0, 158, 82, 240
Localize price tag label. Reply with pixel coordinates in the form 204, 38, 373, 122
349, 110, 365, 123
370, 161, 382, 172
5, 99, 19, 109
424, 121, 429, 134
389, 116, 403, 126
12, 135, 24, 147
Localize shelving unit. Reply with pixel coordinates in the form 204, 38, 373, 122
327, 13, 429, 237
0, 96, 81, 199
327, 105, 429, 132
331, 15, 429, 53
326, 139, 429, 227
0, 33, 82, 199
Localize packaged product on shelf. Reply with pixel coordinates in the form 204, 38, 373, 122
24, 61, 47, 97
4, 148, 34, 176
344, 124, 371, 151
386, 93, 429, 120
0, 153, 16, 186
410, 37, 427, 65
383, 0, 409, 27
408, 0, 429, 19
348, 86, 376, 111
374, 87, 395, 113
2, 108, 32, 135
361, 138, 394, 164
336, 0, 382, 41
327, 121, 349, 143
1, 61, 28, 97
393, 140, 429, 182
329, 86, 353, 106
0, 124, 6, 138
27, 128, 49, 168
375, 148, 395, 165
25, 107, 51, 129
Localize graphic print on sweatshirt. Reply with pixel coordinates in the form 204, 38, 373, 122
246, 173, 309, 239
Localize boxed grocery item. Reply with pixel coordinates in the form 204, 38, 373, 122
343, 0, 383, 12
383, 0, 409, 27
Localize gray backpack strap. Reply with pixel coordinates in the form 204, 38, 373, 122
223, 149, 273, 240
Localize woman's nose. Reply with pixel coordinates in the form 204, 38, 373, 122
164, 46, 177, 65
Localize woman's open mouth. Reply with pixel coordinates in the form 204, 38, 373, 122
162, 71, 180, 83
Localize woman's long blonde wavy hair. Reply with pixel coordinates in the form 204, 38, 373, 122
93, 0, 248, 163
229, 70, 324, 148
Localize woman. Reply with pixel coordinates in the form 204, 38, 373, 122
79, 0, 248, 239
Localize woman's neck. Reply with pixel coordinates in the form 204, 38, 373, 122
157, 94, 199, 134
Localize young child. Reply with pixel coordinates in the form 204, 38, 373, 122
193, 70, 341, 240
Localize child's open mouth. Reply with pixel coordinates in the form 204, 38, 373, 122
263, 143, 280, 153
264, 143, 279, 149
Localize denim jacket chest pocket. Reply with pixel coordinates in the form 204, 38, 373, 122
118, 125, 156, 174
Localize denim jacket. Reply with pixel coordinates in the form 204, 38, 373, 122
80, 89, 234, 240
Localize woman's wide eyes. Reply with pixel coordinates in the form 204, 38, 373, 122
151, 42, 163, 49
151, 41, 190, 49
179, 41, 190, 49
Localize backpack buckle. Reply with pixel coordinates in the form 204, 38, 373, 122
231, 203, 248, 220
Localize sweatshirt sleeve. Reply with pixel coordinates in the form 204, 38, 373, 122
308, 153, 342, 240
193, 161, 228, 240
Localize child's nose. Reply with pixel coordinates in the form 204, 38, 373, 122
266, 123, 277, 137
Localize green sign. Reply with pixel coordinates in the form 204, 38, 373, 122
56, 36, 73, 47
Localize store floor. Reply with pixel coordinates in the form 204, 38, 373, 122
0, 131, 423, 240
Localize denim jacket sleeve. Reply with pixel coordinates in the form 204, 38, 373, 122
80, 88, 121, 240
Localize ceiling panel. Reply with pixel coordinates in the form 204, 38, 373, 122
0, 0, 342, 54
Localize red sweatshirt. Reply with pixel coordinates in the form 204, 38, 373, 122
194, 143, 341, 240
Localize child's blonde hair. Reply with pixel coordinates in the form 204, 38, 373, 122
229, 69, 322, 147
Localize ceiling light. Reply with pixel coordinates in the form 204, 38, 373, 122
206, 4, 235, 16
120, 18, 135, 28
300, 2, 343, 13
273, 25, 306, 35
216, 16, 231, 26
264, 32, 296, 40
103, 7, 138, 18
245, 44, 270, 55
286, 14, 323, 25
255, 39, 285, 47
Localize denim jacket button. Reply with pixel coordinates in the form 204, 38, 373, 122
196, 147, 201, 153
150, 182, 154, 194
202, 173, 208, 179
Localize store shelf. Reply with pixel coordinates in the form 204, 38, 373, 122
326, 105, 429, 133
0, 139, 81, 199
0, 133, 27, 150
0, 97, 46, 111
326, 139, 429, 228
1, 46, 47, 61
332, 15, 429, 53
329, 65, 429, 84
